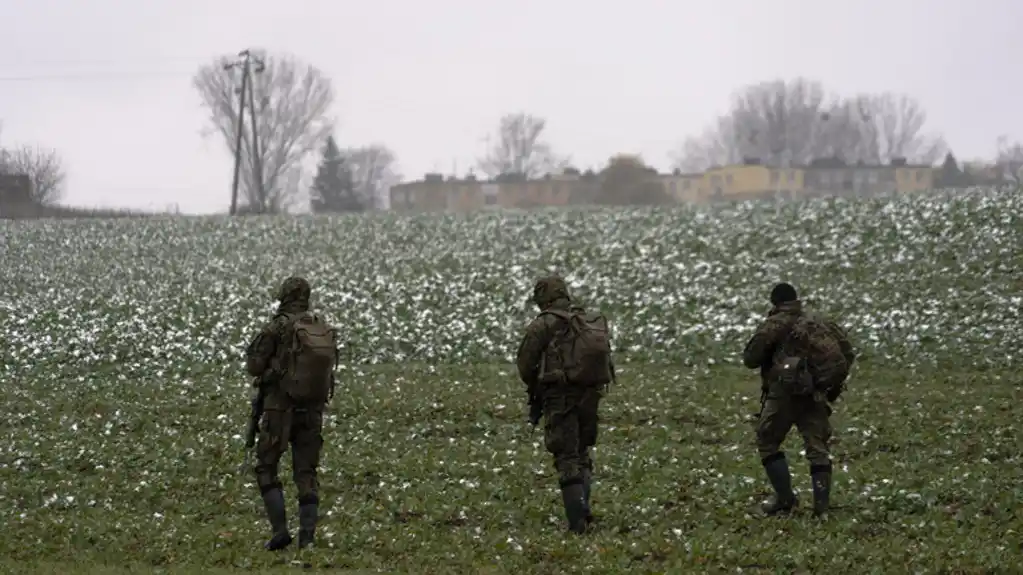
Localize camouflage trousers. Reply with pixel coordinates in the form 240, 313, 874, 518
756, 395, 832, 467
543, 386, 602, 486
254, 407, 324, 505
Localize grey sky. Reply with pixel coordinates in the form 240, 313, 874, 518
1, 0, 1019, 214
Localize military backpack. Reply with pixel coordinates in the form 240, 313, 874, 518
776, 313, 853, 402
280, 311, 338, 405
541, 309, 613, 387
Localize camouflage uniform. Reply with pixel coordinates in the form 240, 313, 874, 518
516, 276, 615, 534
245, 276, 336, 550
743, 287, 854, 518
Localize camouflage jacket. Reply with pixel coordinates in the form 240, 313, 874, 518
516, 298, 616, 397
742, 300, 854, 378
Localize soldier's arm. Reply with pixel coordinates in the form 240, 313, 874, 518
245, 323, 277, 377
516, 318, 553, 388
742, 316, 787, 369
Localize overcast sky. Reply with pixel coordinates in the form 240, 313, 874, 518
0, 0, 1019, 214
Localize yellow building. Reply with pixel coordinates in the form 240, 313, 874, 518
659, 171, 705, 203
702, 159, 804, 202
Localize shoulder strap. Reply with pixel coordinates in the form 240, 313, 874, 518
539, 309, 573, 320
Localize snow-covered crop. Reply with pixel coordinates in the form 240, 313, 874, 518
2, 189, 1019, 383
0, 189, 1019, 573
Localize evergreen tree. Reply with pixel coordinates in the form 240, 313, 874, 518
936, 151, 972, 188
310, 136, 362, 212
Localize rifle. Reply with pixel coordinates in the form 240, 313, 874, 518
241, 379, 265, 472
527, 355, 548, 433
753, 388, 767, 421
528, 390, 543, 431
752, 362, 770, 422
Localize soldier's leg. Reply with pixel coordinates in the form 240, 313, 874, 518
290, 408, 325, 549
756, 398, 797, 515
254, 409, 294, 550
577, 389, 601, 523
544, 394, 587, 534
796, 400, 833, 517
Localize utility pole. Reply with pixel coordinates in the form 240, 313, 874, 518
245, 52, 266, 211
223, 49, 265, 215
224, 51, 250, 216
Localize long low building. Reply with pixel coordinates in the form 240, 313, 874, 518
389, 157, 941, 213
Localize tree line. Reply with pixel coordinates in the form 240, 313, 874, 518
197, 50, 1020, 214
6, 54, 1021, 216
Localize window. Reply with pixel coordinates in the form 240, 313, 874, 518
485, 195, 497, 205
725, 174, 734, 185
867, 171, 879, 184
770, 171, 780, 184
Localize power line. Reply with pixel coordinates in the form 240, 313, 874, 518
4, 55, 212, 66
0, 70, 195, 82
0, 55, 231, 82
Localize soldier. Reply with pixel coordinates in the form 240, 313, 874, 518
743, 282, 855, 518
245, 276, 339, 551
516, 275, 616, 534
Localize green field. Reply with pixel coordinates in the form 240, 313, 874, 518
1, 191, 1021, 574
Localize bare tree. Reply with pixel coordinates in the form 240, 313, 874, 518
837, 92, 946, 164
670, 119, 745, 172
0, 144, 67, 205
478, 112, 568, 179
995, 135, 1023, 186
730, 78, 831, 166
193, 49, 335, 214
671, 79, 829, 171
342, 144, 401, 210
672, 79, 946, 170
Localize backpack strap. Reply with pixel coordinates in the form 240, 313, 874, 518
539, 309, 572, 321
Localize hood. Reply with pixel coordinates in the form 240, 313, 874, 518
532, 275, 571, 310
276, 276, 311, 314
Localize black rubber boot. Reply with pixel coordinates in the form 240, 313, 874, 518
761, 453, 797, 516
581, 469, 594, 524
810, 463, 832, 518
298, 501, 318, 549
261, 488, 293, 551
560, 482, 588, 534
